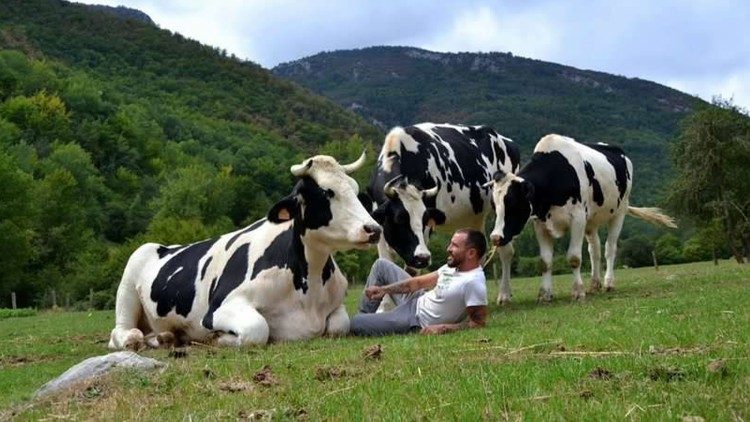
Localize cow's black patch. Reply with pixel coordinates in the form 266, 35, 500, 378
202, 242, 250, 329
584, 160, 605, 207
150, 238, 218, 317
322, 256, 335, 283
369, 123, 514, 264
498, 150, 581, 243
586, 143, 629, 199
225, 218, 265, 250
251, 226, 309, 293
200, 256, 213, 281
157, 245, 184, 259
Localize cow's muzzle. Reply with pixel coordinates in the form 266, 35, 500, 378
364, 224, 382, 244
410, 253, 431, 269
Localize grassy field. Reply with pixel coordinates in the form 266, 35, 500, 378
1, 260, 748, 420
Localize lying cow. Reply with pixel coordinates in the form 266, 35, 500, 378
109, 154, 381, 350
360, 123, 521, 304
487, 134, 676, 302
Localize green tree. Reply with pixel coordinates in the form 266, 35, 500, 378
668, 98, 750, 263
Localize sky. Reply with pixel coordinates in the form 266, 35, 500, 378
76, 0, 750, 110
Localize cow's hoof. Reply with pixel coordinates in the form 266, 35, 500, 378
572, 291, 586, 302
604, 285, 615, 292
537, 290, 553, 304
157, 331, 176, 348
496, 294, 512, 306
123, 328, 145, 351
588, 279, 602, 293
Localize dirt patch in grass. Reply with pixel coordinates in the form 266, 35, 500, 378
362, 344, 382, 360
0, 355, 55, 367
217, 379, 254, 393
649, 366, 685, 382
314, 365, 360, 382
252, 365, 279, 386
588, 367, 613, 380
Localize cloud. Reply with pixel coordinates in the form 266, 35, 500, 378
74, 0, 750, 109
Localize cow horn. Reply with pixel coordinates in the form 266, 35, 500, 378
383, 174, 404, 198
340, 151, 366, 174
481, 180, 494, 189
290, 159, 313, 177
421, 186, 438, 198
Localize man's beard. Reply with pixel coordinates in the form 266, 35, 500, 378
447, 254, 461, 268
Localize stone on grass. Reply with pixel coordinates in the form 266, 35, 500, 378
34, 351, 165, 399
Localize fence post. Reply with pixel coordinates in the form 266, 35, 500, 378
11, 292, 17, 310
89, 288, 94, 310
652, 250, 659, 271
51, 289, 58, 309
65, 293, 70, 310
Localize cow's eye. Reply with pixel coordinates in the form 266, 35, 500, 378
324, 189, 335, 198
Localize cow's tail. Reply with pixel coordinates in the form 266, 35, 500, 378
627, 206, 678, 228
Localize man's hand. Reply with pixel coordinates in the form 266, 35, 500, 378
365, 286, 386, 300
420, 324, 451, 335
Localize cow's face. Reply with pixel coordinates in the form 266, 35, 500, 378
371, 176, 445, 268
487, 171, 534, 246
268, 153, 381, 251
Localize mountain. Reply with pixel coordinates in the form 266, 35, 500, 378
81, 4, 155, 25
273, 46, 704, 204
0, 0, 380, 307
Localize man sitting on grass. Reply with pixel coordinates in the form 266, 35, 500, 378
350, 228, 488, 336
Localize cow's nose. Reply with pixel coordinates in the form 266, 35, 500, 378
490, 233, 502, 246
412, 253, 430, 268
364, 224, 381, 243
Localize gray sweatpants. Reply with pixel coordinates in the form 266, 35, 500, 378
350, 259, 423, 336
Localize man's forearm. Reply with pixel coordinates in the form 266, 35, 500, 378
382, 279, 416, 295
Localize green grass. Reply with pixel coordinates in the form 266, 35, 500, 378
0, 308, 37, 319
1, 261, 749, 420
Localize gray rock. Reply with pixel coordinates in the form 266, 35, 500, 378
34, 351, 165, 399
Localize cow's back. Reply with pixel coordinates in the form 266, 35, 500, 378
531, 134, 633, 225
376, 123, 518, 224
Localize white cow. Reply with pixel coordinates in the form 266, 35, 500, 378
487, 134, 676, 302
109, 153, 381, 349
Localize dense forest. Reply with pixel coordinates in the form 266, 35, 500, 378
273, 46, 703, 205
0, 0, 380, 308
0, 1, 741, 309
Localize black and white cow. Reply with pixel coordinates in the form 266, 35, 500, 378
487, 134, 676, 302
360, 123, 521, 304
109, 154, 381, 349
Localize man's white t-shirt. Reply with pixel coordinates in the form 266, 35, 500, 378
415, 264, 487, 328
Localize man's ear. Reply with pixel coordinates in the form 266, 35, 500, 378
423, 208, 447, 229
267, 196, 299, 223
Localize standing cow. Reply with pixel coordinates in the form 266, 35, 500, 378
359, 123, 521, 304
487, 134, 676, 302
109, 153, 381, 350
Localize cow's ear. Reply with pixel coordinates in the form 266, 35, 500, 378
268, 196, 299, 223
522, 180, 535, 201
372, 204, 386, 224
358, 192, 373, 213
424, 208, 446, 228
492, 170, 506, 182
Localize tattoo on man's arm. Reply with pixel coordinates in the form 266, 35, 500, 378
383, 280, 413, 295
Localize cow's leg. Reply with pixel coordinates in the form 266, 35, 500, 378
325, 305, 350, 337
211, 300, 269, 346
108, 272, 146, 351
586, 230, 602, 292
604, 212, 626, 291
567, 218, 586, 301
533, 221, 555, 303
496, 242, 514, 305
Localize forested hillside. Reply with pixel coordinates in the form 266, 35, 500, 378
0, 0, 380, 307
274, 46, 705, 205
